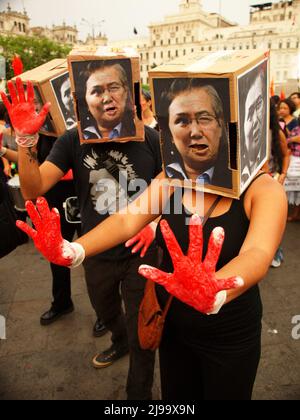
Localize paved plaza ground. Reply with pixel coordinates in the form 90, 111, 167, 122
0, 223, 299, 400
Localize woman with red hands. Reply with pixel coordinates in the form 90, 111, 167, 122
19, 166, 286, 400
9, 77, 287, 400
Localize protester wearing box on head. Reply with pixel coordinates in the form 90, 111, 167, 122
1, 72, 162, 400
15, 77, 287, 400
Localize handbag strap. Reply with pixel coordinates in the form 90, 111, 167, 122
162, 195, 223, 317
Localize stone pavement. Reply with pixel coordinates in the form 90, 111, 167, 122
0, 223, 299, 400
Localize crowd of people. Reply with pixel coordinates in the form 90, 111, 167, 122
0, 59, 299, 400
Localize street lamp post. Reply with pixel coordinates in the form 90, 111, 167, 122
81, 18, 105, 43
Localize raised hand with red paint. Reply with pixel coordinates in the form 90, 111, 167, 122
16, 197, 85, 268
12, 54, 24, 77
0, 78, 50, 143
139, 215, 244, 315
125, 222, 157, 258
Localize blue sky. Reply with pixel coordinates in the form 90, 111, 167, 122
1, 0, 271, 41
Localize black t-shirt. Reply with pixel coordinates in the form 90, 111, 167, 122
156, 190, 262, 346
46, 126, 162, 260
37, 134, 57, 164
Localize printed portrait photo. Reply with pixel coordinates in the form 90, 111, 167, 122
33, 85, 55, 133
50, 72, 76, 130
238, 60, 268, 190
153, 77, 233, 190
71, 58, 136, 141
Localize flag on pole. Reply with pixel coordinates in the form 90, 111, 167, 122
12, 54, 23, 76
280, 88, 286, 100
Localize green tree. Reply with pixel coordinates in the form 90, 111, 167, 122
0, 35, 72, 80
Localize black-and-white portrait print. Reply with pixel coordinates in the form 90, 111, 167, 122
50, 72, 76, 130
33, 85, 55, 133
238, 60, 268, 189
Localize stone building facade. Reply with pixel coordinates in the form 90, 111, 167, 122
0, 4, 78, 46
110, 0, 300, 91
1, 1, 299, 92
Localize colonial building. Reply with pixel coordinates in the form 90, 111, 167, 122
1, 1, 299, 91
0, 4, 78, 45
0, 4, 30, 37
108, 0, 300, 91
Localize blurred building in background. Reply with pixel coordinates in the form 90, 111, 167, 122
0, 1, 299, 92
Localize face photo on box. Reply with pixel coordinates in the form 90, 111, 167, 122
50, 72, 76, 130
71, 59, 136, 140
238, 60, 268, 189
33, 85, 55, 133
154, 78, 233, 190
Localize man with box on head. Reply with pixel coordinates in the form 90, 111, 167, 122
1, 59, 161, 399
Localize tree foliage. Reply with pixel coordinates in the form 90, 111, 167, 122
0, 35, 72, 81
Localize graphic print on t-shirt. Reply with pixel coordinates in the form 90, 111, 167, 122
83, 149, 138, 215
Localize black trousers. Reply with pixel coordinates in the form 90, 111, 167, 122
45, 181, 80, 311
159, 336, 261, 401
83, 249, 158, 400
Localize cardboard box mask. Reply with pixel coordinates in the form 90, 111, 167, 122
12, 59, 76, 136
68, 47, 144, 144
149, 50, 270, 199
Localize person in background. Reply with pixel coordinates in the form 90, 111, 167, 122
290, 92, 300, 119
266, 101, 290, 267
271, 95, 281, 111
37, 133, 82, 326
278, 99, 300, 222
141, 90, 158, 130
0, 101, 16, 178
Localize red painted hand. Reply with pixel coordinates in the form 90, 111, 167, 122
125, 222, 157, 258
12, 55, 24, 77
16, 197, 85, 267
139, 215, 244, 315
0, 78, 50, 136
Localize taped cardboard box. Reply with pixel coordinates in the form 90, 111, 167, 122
68, 46, 144, 144
12, 59, 76, 137
149, 50, 270, 199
